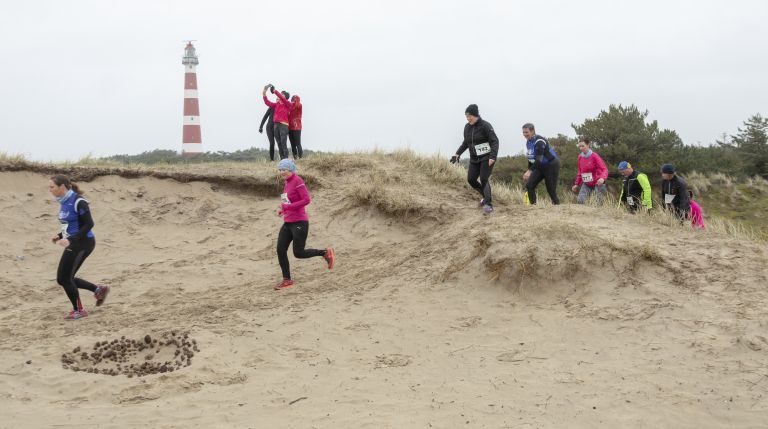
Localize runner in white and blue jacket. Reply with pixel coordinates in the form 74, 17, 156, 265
49, 175, 110, 320
522, 123, 560, 205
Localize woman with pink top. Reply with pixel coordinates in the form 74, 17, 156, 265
274, 159, 335, 290
688, 191, 706, 230
571, 138, 609, 205
263, 84, 292, 160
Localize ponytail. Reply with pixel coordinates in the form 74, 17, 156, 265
71, 183, 83, 195
50, 174, 84, 195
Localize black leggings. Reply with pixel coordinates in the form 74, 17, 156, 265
57, 237, 97, 311
526, 159, 560, 205
266, 124, 276, 161
274, 123, 290, 160
276, 221, 325, 280
467, 160, 494, 205
289, 130, 303, 159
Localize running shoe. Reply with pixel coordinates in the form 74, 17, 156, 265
65, 309, 89, 320
483, 205, 494, 215
274, 279, 294, 290
94, 285, 110, 307
324, 248, 335, 270
478, 198, 485, 208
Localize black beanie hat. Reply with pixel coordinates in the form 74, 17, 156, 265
465, 104, 479, 117
281, 90, 290, 99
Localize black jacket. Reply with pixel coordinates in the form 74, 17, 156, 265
455, 118, 499, 163
259, 107, 274, 131
661, 175, 690, 213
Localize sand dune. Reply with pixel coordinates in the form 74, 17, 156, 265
1, 156, 767, 428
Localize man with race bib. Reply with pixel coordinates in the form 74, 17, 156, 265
617, 161, 652, 212
571, 138, 608, 205
660, 163, 690, 222
522, 123, 560, 205
452, 104, 499, 215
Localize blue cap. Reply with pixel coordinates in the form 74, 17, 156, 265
277, 159, 296, 172
661, 164, 675, 174
617, 161, 631, 170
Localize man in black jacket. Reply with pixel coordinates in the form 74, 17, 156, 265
660, 164, 690, 221
452, 104, 499, 214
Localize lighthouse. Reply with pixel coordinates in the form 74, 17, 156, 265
181, 41, 202, 157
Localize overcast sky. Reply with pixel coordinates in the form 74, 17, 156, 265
1, 0, 765, 161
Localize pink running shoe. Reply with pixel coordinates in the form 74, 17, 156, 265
274, 279, 294, 290
324, 248, 335, 270
94, 285, 110, 307
65, 309, 89, 320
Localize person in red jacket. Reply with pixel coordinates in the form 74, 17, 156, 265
288, 95, 303, 159
262, 84, 292, 160
571, 138, 608, 204
274, 158, 335, 290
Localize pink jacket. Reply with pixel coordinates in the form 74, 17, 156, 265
289, 95, 302, 131
575, 151, 609, 187
689, 200, 706, 230
263, 90, 292, 124
280, 173, 310, 223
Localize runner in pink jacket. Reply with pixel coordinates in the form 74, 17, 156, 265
571, 138, 609, 204
688, 191, 706, 230
274, 159, 335, 290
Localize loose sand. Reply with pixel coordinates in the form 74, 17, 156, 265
1, 162, 767, 428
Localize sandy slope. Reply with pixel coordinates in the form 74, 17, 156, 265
0, 162, 767, 429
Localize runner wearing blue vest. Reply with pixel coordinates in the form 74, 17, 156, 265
48, 175, 110, 320
521, 123, 560, 205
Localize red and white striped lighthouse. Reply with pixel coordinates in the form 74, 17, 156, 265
181, 41, 202, 157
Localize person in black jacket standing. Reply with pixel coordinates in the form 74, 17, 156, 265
259, 106, 276, 161
660, 164, 690, 222
452, 104, 499, 214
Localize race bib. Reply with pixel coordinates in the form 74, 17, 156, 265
281, 193, 291, 204
474, 143, 491, 156
581, 172, 593, 183
627, 196, 636, 206
664, 194, 675, 204
59, 222, 69, 238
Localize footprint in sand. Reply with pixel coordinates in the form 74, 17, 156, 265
375, 354, 411, 369
454, 316, 483, 329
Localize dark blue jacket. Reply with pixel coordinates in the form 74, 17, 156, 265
526, 134, 557, 170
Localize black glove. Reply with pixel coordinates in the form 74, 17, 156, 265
269, 84, 275, 94
450, 155, 459, 164
258, 128, 263, 134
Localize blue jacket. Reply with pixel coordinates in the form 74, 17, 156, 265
526, 134, 557, 170
58, 192, 95, 241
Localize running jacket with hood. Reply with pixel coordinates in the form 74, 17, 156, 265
689, 200, 705, 229
280, 173, 311, 223
264, 90, 292, 124
526, 135, 558, 170
618, 170, 653, 209
289, 96, 302, 131
574, 150, 609, 187
455, 118, 499, 163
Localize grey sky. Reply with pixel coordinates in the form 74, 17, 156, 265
1, 0, 766, 161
